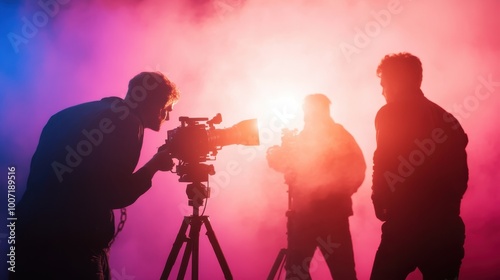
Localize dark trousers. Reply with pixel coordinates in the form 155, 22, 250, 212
285, 216, 357, 280
10, 238, 110, 280
370, 216, 465, 280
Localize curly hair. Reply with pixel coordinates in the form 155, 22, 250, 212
126, 71, 180, 106
376, 52, 423, 88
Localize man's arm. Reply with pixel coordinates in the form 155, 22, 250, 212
371, 106, 402, 221
91, 115, 174, 209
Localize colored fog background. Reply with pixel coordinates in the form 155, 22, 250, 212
1, 0, 499, 279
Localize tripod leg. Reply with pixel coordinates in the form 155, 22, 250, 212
177, 237, 192, 280
190, 215, 203, 280
161, 217, 191, 280
203, 216, 233, 280
267, 248, 287, 280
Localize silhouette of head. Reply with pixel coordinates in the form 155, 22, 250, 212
125, 71, 180, 131
377, 52, 423, 102
303, 93, 331, 123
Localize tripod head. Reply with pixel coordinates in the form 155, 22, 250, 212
186, 181, 210, 210
176, 162, 214, 214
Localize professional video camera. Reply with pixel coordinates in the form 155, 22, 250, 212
159, 113, 260, 184
159, 114, 259, 279
266, 128, 299, 174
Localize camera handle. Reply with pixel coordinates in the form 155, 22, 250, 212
161, 182, 233, 280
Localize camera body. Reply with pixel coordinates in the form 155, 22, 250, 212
266, 128, 299, 175
163, 115, 221, 164
159, 113, 259, 183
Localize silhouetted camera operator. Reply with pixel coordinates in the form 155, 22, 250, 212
267, 94, 366, 280
14, 72, 180, 280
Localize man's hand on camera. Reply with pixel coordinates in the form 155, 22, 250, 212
143, 150, 175, 177
152, 150, 175, 171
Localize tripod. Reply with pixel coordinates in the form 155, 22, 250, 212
267, 176, 295, 280
161, 182, 233, 280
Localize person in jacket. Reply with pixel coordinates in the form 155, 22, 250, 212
13, 71, 180, 280
370, 52, 469, 280
267, 93, 366, 280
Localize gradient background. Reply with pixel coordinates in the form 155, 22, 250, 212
1, 0, 499, 279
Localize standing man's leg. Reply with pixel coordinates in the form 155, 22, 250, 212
418, 216, 465, 280
286, 217, 317, 280
370, 221, 418, 280
320, 217, 357, 280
